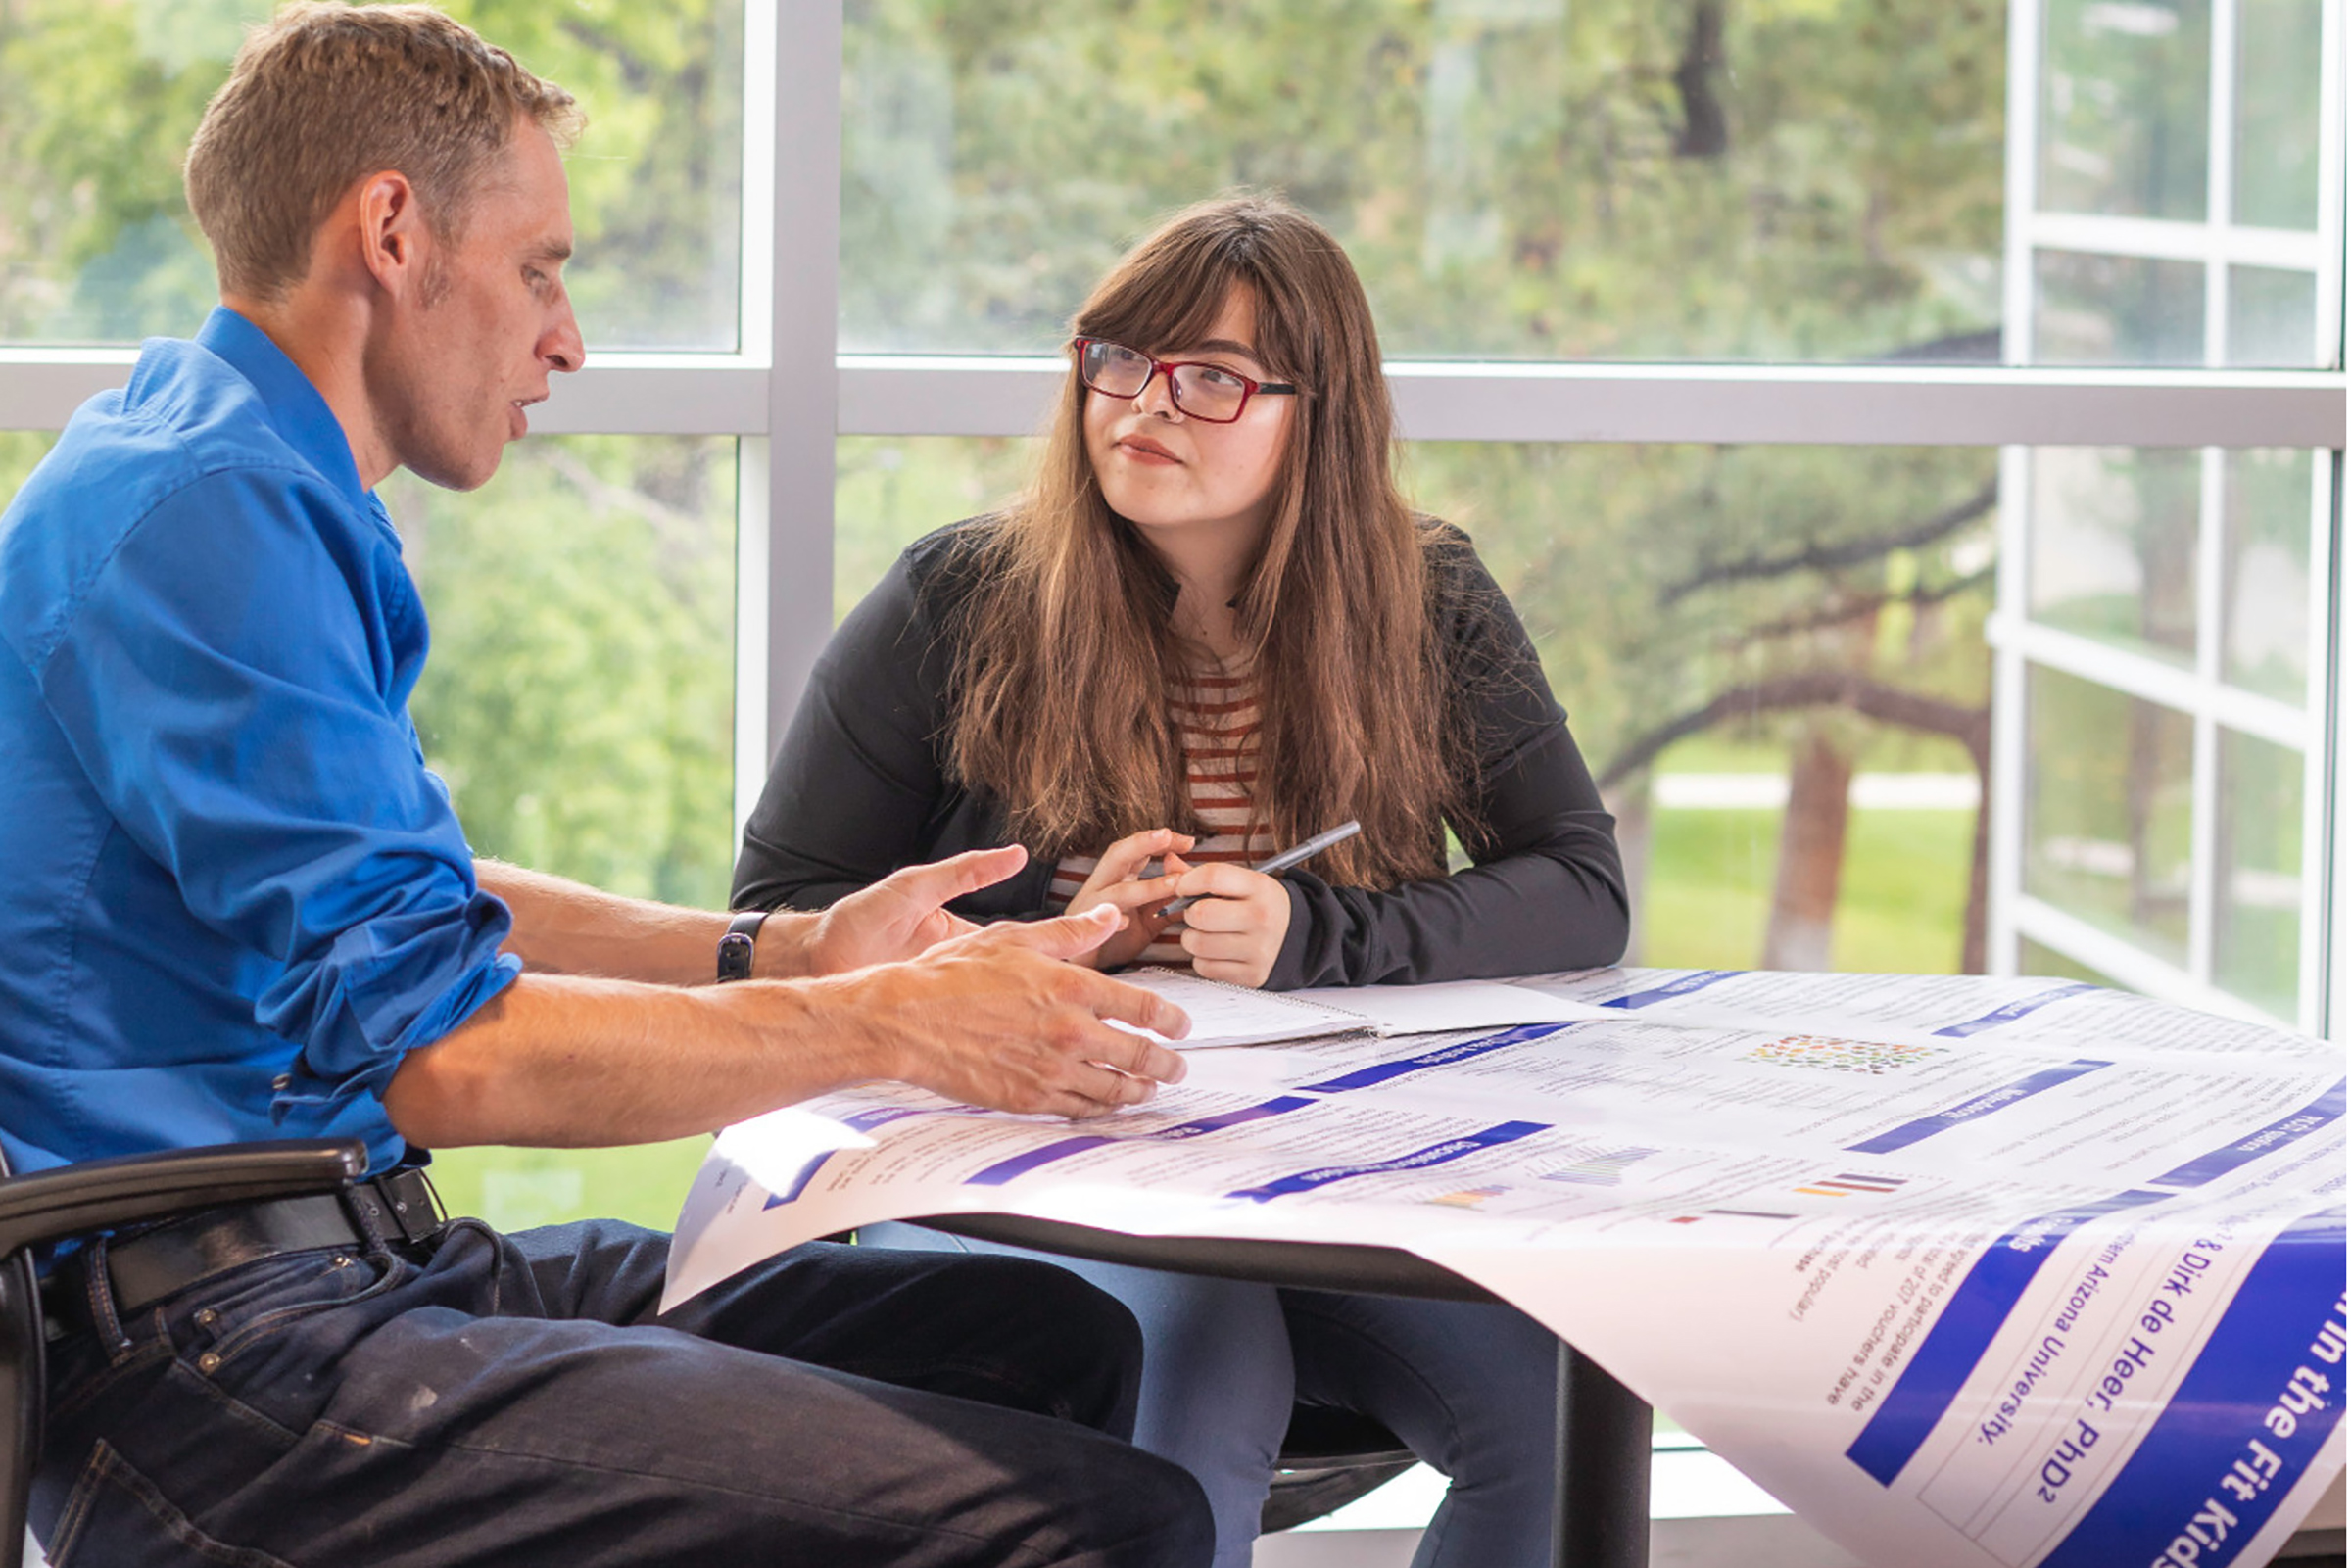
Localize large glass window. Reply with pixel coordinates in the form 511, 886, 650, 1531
0, 0, 744, 348
1993, 0, 2335, 1027
388, 435, 739, 1228
841, 1, 2007, 362
2038, 0, 2211, 223
2020, 0, 2332, 370
2213, 726, 2303, 1018
2233, 0, 2325, 230
2023, 664, 2197, 964
390, 437, 739, 907
2026, 447, 2199, 664
2220, 448, 2314, 704
2001, 444, 2327, 1025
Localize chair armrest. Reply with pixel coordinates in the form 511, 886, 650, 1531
0, 1140, 367, 1259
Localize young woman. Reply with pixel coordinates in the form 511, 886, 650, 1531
734, 195, 1628, 1568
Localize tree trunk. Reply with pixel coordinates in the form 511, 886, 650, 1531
2125, 699, 2161, 931
1961, 756, 1990, 974
1763, 729, 1853, 970
1673, 0, 1730, 159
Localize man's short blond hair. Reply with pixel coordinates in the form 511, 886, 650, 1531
184, 2, 582, 301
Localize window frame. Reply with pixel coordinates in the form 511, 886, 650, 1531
0, 0, 2341, 1032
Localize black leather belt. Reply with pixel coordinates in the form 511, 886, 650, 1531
96, 1167, 446, 1318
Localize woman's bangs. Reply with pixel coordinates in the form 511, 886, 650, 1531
1078, 253, 1281, 371
1080, 290, 1226, 363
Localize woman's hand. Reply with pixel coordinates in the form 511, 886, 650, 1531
1066, 828, 1194, 970
1168, 862, 1292, 988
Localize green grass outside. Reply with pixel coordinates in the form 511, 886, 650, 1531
429, 1136, 714, 1234
1642, 807, 1976, 975
1643, 730, 1978, 778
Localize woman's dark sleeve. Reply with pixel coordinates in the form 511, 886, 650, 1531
730, 550, 958, 913
1266, 539, 1630, 988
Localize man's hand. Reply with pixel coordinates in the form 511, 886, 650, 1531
389, 865, 1195, 1151
791, 845, 1032, 975
1064, 828, 1193, 969
1167, 862, 1292, 988
840, 904, 1193, 1118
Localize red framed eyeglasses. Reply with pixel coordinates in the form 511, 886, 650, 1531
1072, 338, 1299, 423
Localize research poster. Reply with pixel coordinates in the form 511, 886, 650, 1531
665, 967, 2346, 1568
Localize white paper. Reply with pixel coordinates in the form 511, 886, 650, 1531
1118, 969, 1611, 1047
664, 967, 2347, 1568
1115, 968, 1372, 1047
1290, 977, 1617, 1035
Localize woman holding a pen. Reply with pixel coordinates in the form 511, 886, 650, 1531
733, 194, 1629, 1568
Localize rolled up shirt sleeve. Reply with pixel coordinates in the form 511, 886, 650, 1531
25, 464, 517, 1117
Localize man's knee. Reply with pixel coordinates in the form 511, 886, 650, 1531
1060, 1441, 1215, 1568
943, 1252, 1148, 1438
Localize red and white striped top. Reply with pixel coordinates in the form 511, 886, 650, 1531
1049, 659, 1278, 968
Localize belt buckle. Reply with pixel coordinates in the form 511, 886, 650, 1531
346, 1169, 445, 1247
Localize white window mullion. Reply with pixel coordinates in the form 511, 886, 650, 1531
2013, 894, 2290, 1024
731, 0, 781, 841
2025, 214, 2323, 272
2005, 0, 2042, 369
1988, 446, 2037, 978
733, 433, 773, 844
831, 357, 2346, 449
1986, 614, 2314, 749
2205, 0, 2237, 371
7, 356, 2340, 449
2321, 0, 2348, 368
2187, 449, 2229, 984
0, 356, 138, 430
752, 0, 842, 804
2323, 451, 2348, 1041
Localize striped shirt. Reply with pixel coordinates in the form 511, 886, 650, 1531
1049, 659, 1279, 967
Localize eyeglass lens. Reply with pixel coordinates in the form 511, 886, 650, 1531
1080, 341, 1255, 422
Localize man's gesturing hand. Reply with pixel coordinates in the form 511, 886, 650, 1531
796, 845, 1031, 974
841, 904, 1193, 1118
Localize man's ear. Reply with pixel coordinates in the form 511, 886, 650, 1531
353, 169, 427, 299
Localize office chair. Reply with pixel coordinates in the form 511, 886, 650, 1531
0, 1138, 367, 1568
1262, 1404, 1418, 1533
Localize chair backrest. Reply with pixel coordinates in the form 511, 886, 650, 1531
0, 1146, 39, 1568
0, 1137, 364, 1568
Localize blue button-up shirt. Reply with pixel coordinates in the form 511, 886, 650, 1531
0, 308, 519, 1177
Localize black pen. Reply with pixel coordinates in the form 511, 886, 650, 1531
1159, 820, 1362, 917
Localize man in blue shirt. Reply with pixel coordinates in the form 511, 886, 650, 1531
0, 6, 1209, 1565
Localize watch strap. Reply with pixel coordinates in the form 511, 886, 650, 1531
716, 909, 768, 982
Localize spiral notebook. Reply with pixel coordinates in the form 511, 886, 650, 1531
1114, 968, 1610, 1050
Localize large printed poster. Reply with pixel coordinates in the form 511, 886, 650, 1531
664, 968, 2346, 1568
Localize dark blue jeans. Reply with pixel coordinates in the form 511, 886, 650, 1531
33, 1217, 1212, 1568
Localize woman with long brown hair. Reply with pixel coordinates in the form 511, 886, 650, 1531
735, 195, 1628, 1567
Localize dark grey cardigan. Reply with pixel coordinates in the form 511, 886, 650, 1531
733, 516, 1629, 989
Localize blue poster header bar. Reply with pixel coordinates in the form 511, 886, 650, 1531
1225, 1120, 1550, 1204
2149, 1079, 2347, 1190
966, 1096, 1320, 1188
1847, 1060, 2112, 1155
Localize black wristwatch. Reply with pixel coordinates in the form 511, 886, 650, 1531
715, 910, 768, 982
